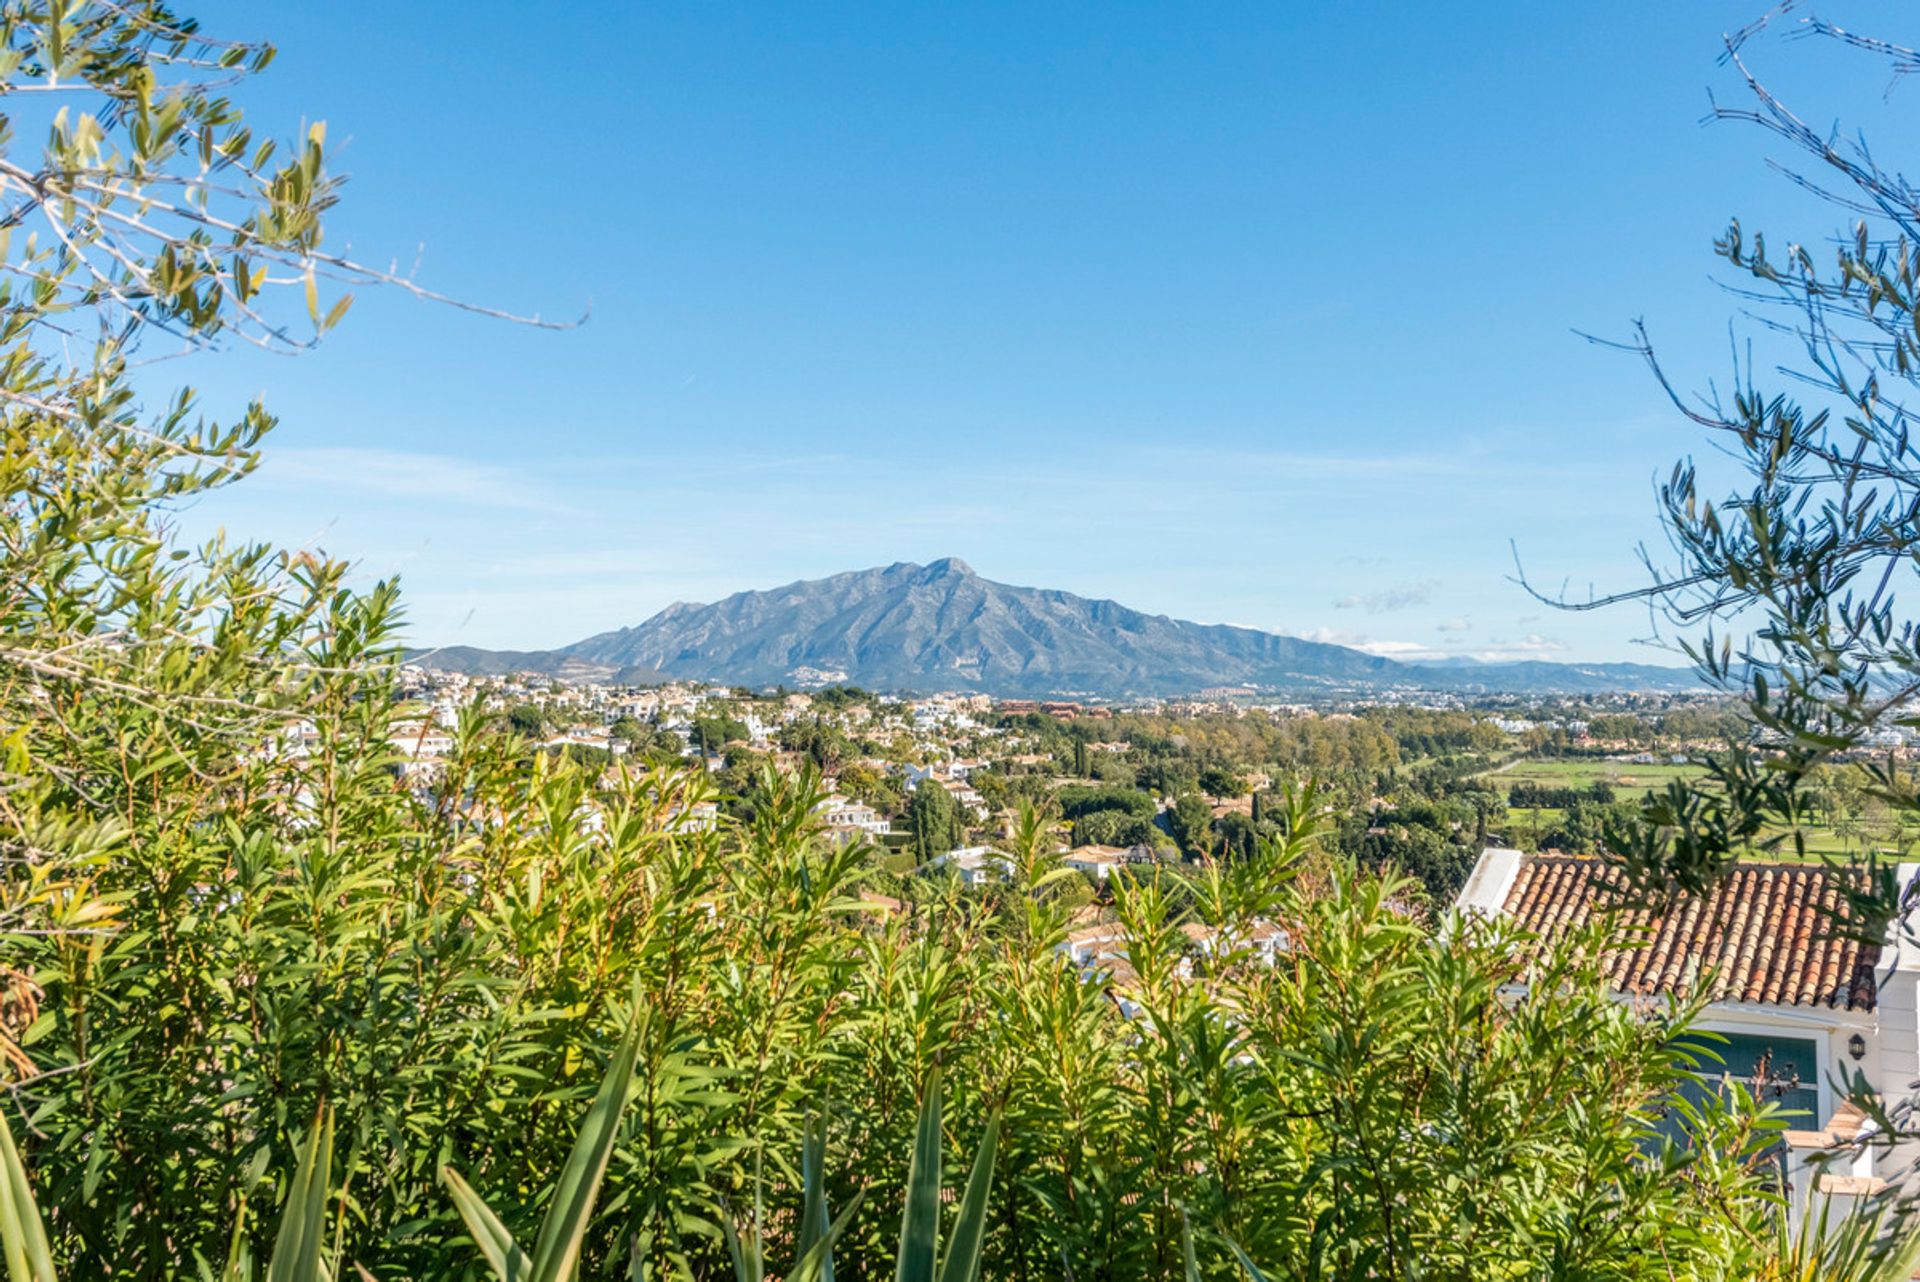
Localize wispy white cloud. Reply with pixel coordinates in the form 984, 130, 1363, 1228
1475, 633, 1567, 660
262, 448, 576, 515
1436, 616, 1472, 632
1335, 580, 1435, 614
1295, 626, 1447, 661
1357, 639, 1450, 660
1296, 626, 1368, 647
1294, 624, 1570, 665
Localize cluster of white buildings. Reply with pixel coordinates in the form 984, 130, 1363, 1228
378, 670, 1122, 879
392, 668, 1022, 791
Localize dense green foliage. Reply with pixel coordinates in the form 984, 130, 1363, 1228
1508, 781, 1615, 810
901, 781, 964, 859
691, 715, 752, 754
2, 712, 1808, 1278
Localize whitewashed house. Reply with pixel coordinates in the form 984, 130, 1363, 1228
1060, 922, 1131, 970
1058, 922, 1144, 1018
1063, 846, 1128, 882
1182, 919, 1289, 967
1454, 848, 1920, 1217
814, 795, 891, 845
1055, 915, 1287, 1022
922, 846, 1013, 886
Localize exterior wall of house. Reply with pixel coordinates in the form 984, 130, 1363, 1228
1064, 856, 1117, 881
1872, 860, 1920, 1185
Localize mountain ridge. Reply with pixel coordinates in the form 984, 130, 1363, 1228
409, 559, 1700, 697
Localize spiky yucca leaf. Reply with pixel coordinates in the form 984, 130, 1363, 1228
935, 1111, 999, 1282
219, 1197, 253, 1282
720, 1116, 864, 1282
795, 1117, 830, 1282
894, 1072, 945, 1282
0, 1109, 342, 1282
266, 1108, 335, 1282
527, 1012, 643, 1282
891, 1072, 1000, 1282
787, 1194, 864, 1282
719, 1190, 762, 1282
1225, 1238, 1272, 1281
1875, 1227, 1920, 1282
1868, 1185, 1920, 1282
1178, 1203, 1274, 1282
442, 1169, 534, 1282
0, 1111, 56, 1282
443, 1005, 642, 1282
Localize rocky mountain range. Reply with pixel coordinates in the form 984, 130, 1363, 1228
412, 558, 1700, 698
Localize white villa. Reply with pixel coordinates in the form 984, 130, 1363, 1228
1454, 847, 1920, 1217
923, 846, 1013, 886
815, 795, 891, 845
1062, 846, 1128, 882
1059, 916, 1289, 1021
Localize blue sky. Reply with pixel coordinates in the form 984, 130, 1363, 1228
169, 1, 1906, 663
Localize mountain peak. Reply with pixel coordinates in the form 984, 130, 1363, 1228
921, 556, 974, 579
418, 561, 1699, 697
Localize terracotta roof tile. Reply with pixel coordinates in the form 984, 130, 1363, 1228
1500, 856, 1880, 1011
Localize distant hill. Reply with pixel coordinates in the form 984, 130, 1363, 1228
409, 558, 1701, 698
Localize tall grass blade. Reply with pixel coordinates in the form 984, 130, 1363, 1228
796, 1116, 831, 1282
525, 1006, 643, 1282
787, 1191, 864, 1282
220, 1196, 252, 1282
1871, 1211, 1920, 1282
719, 1202, 756, 1282
441, 1167, 534, 1282
935, 1111, 999, 1282
1179, 1206, 1200, 1282
266, 1108, 333, 1282
0, 1112, 56, 1282
1226, 1236, 1272, 1282
894, 1071, 944, 1282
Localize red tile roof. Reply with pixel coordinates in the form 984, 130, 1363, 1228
1501, 856, 1881, 1011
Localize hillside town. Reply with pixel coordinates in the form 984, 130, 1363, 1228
380, 664, 1920, 899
